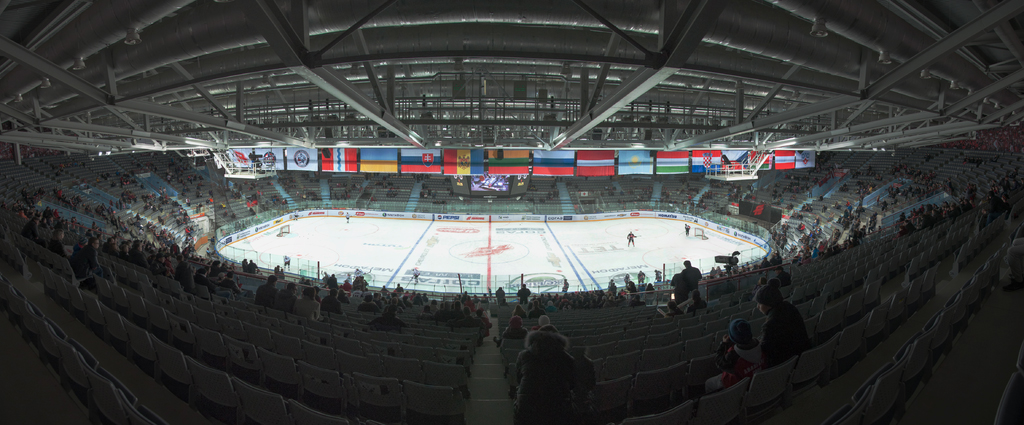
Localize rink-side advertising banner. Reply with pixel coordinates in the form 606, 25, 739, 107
285, 148, 318, 171
361, 149, 399, 173
576, 150, 615, 177
618, 150, 654, 175
401, 149, 443, 174
320, 148, 358, 172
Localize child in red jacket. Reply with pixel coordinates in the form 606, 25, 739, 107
706, 318, 765, 393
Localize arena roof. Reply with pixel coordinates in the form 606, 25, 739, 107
1, 0, 1024, 155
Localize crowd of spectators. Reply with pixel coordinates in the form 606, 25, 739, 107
938, 126, 1024, 153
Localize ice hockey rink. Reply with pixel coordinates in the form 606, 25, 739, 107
219, 216, 768, 294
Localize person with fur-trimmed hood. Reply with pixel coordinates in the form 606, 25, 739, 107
705, 318, 765, 393
514, 325, 576, 425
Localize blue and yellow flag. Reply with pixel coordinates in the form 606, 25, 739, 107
618, 150, 653, 175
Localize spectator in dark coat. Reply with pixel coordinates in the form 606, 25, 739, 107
357, 294, 380, 314
194, 267, 216, 296
495, 315, 528, 350
367, 305, 406, 332
514, 327, 576, 425
273, 282, 298, 312
173, 255, 195, 294
774, 266, 792, 288
129, 241, 149, 269
755, 279, 811, 367
47, 229, 67, 258
496, 286, 507, 306
255, 275, 279, 308
320, 288, 343, 315
671, 261, 702, 303
21, 217, 42, 245
215, 271, 241, 298
516, 284, 531, 305
70, 237, 101, 290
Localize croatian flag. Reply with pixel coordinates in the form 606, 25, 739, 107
690, 150, 721, 173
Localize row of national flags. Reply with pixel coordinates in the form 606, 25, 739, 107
251, 148, 816, 175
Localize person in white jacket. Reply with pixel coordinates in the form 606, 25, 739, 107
292, 286, 322, 321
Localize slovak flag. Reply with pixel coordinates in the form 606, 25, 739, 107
401, 149, 443, 173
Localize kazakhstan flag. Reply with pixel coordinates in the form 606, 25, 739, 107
618, 150, 653, 175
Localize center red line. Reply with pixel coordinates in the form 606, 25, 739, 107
486, 218, 492, 293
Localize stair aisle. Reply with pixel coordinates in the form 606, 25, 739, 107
465, 313, 515, 425
556, 181, 575, 214
406, 181, 423, 212
270, 178, 297, 209
651, 181, 663, 202
319, 178, 332, 208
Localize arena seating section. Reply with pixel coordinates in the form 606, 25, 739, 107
0, 147, 1020, 425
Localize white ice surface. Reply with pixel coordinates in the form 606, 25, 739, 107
220, 216, 767, 294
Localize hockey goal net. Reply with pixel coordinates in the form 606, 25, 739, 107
277, 225, 290, 237
694, 227, 709, 240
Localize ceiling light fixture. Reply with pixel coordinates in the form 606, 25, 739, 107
14, 93, 22, 102
561, 62, 572, 77
810, 18, 828, 37
950, 80, 960, 90
72, 57, 85, 70
919, 69, 931, 79
124, 28, 141, 45
453, 58, 464, 72
39, 78, 51, 88
877, 51, 892, 65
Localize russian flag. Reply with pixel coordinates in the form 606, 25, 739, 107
320, 148, 358, 172
401, 149, 442, 174
532, 150, 575, 176
576, 150, 616, 176
774, 150, 796, 170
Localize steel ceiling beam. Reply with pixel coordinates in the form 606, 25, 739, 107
983, 98, 1024, 124
169, 62, 235, 120
41, 120, 221, 148
821, 120, 989, 150
116, 100, 309, 147
0, 35, 112, 105
745, 65, 801, 122
942, 67, 1024, 115
670, 95, 862, 150
240, 0, 422, 147
550, 0, 728, 149
764, 111, 939, 149
865, 0, 1024, 100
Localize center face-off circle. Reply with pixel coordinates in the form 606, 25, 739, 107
447, 240, 531, 265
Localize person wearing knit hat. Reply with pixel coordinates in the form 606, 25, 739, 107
495, 315, 528, 347
531, 314, 551, 331
706, 318, 764, 393
756, 279, 811, 367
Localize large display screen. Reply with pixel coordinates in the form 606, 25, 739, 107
471, 174, 510, 192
